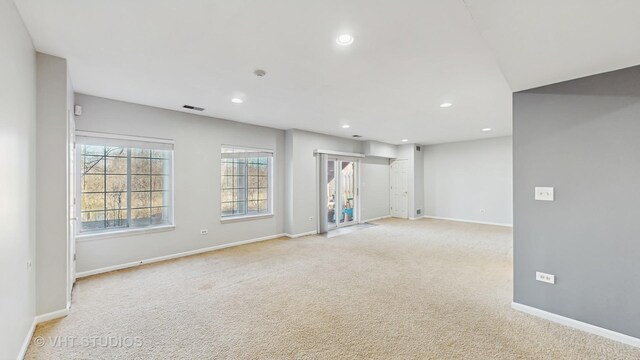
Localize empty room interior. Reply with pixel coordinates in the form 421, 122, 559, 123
3, 0, 640, 359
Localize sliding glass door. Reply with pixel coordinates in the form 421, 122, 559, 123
326, 158, 357, 229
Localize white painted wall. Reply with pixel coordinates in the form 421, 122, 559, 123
74, 94, 286, 273
36, 53, 72, 315
423, 136, 513, 225
0, 0, 36, 357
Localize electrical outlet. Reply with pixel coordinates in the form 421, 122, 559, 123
26, 260, 32, 271
308, 216, 313, 221
480, 209, 486, 214
535, 187, 554, 201
536, 271, 555, 284
200, 229, 208, 235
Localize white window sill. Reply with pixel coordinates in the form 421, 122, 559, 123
220, 213, 274, 224
76, 225, 176, 242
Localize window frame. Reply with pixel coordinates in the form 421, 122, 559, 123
220, 145, 274, 223
75, 131, 175, 240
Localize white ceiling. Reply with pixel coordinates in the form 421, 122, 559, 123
14, 0, 513, 145
14, 1, 640, 145
463, 0, 640, 91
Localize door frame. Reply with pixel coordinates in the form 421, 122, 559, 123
67, 109, 76, 308
317, 152, 362, 233
327, 157, 360, 230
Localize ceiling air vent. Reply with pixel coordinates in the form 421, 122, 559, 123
183, 105, 205, 111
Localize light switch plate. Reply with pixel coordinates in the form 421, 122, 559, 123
535, 187, 554, 201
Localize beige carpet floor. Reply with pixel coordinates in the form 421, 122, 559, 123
26, 218, 640, 359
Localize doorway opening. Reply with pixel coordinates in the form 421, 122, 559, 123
325, 158, 359, 231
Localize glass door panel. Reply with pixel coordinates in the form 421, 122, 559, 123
327, 159, 337, 229
338, 161, 356, 225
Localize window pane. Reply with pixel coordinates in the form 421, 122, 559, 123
150, 207, 169, 224
81, 193, 104, 211
259, 188, 268, 200
152, 159, 168, 174
233, 175, 245, 188
106, 175, 127, 192
152, 191, 167, 207
132, 158, 150, 174
132, 175, 151, 191
106, 210, 128, 228
221, 202, 234, 216
105, 191, 127, 211
152, 175, 168, 191
258, 200, 268, 212
105, 147, 126, 157
81, 174, 104, 192
131, 208, 151, 226
152, 149, 169, 158
81, 211, 105, 231
82, 145, 104, 156
106, 157, 127, 174
235, 201, 246, 215
82, 156, 104, 174
248, 200, 259, 212
247, 163, 258, 176
131, 148, 150, 157
132, 192, 151, 208
248, 189, 258, 201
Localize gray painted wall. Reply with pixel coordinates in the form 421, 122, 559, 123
74, 94, 286, 273
36, 53, 71, 315
74, 100, 392, 272
423, 136, 513, 225
513, 66, 640, 338
0, 0, 36, 357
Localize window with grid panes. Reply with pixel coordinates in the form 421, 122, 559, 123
77, 133, 173, 233
221, 147, 273, 218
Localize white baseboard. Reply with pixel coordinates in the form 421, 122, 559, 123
362, 215, 391, 223
35, 308, 70, 324
19, 308, 70, 359
76, 233, 286, 278
421, 215, 512, 228
511, 302, 640, 348
284, 230, 317, 239
18, 318, 36, 360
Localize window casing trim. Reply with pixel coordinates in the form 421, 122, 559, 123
220, 145, 274, 220
75, 132, 175, 235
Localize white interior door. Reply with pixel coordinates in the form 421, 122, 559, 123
390, 159, 408, 218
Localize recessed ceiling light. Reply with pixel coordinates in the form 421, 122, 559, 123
342, 124, 350, 129
482, 128, 492, 132
336, 34, 354, 46
231, 98, 243, 104
401, 139, 409, 142
440, 102, 452, 108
